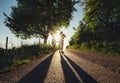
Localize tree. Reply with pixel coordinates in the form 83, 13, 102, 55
82, 0, 120, 42
69, 0, 120, 53
4, 0, 79, 43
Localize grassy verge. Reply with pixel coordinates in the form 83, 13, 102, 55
67, 42, 120, 55
0, 44, 53, 73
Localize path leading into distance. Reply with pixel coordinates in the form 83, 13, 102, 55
0, 50, 120, 83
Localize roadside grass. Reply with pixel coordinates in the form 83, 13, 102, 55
0, 44, 53, 73
67, 42, 120, 55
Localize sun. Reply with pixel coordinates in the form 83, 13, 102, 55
51, 31, 67, 49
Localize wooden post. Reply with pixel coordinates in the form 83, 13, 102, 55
6, 36, 8, 50
39, 37, 40, 44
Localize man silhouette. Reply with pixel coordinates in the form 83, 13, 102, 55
59, 31, 66, 53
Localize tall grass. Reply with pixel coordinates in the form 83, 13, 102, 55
0, 44, 53, 73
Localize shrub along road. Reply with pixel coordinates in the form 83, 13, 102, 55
0, 50, 120, 83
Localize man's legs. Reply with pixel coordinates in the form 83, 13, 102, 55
61, 41, 64, 53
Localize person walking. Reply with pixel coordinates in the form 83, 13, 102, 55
59, 31, 66, 53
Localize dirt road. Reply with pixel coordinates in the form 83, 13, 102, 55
0, 50, 120, 83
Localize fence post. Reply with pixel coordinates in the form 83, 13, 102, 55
6, 36, 8, 50
39, 37, 40, 44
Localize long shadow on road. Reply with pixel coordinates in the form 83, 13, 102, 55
62, 53, 97, 83
63, 54, 97, 83
60, 52, 81, 83
18, 52, 54, 83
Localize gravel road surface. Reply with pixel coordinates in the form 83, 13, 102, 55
0, 50, 120, 83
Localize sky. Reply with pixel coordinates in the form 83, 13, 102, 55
0, 0, 84, 49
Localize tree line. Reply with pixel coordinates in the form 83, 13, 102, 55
69, 0, 120, 54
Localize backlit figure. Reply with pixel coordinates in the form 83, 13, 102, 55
59, 31, 66, 53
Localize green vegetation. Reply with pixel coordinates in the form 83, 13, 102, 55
68, 42, 120, 55
1, 0, 79, 73
4, 0, 78, 43
0, 44, 53, 73
68, 0, 120, 55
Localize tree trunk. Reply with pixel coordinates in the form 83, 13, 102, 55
44, 36, 48, 44
44, 32, 49, 44
6, 36, 8, 50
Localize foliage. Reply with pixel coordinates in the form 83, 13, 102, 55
0, 44, 52, 73
69, 0, 120, 54
4, 0, 78, 43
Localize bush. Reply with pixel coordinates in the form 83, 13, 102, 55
0, 44, 53, 73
